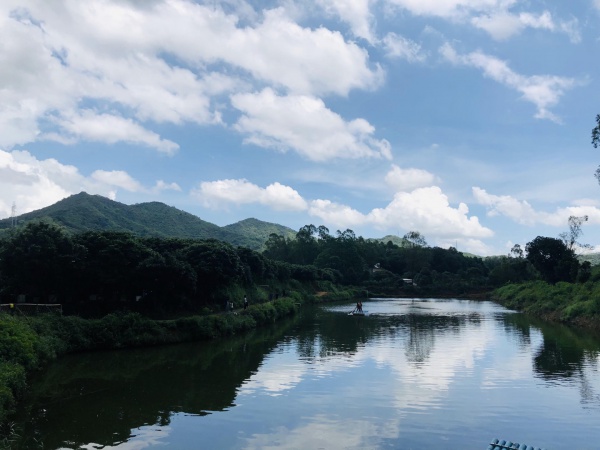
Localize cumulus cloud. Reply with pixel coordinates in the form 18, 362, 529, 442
440, 43, 580, 122
317, 0, 375, 43
384, 0, 580, 42
192, 179, 309, 211
195, 177, 492, 243
0, 1, 383, 152
56, 111, 180, 155
385, 164, 437, 191
91, 170, 145, 192
382, 33, 426, 62
153, 180, 182, 193
471, 11, 581, 42
385, 0, 517, 20
367, 186, 493, 238
473, 187, 600, 227
0, 149, 177, 218
191, 177, 494, 248
231, 89, 392, 161
308, 199, 366, 227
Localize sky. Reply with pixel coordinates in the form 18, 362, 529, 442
1, 0, 600, 257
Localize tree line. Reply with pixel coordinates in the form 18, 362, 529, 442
0, 222, 333, 317
0, 216, 595, 317
264, 220, 595, 294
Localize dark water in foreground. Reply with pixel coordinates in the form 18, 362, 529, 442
13, 299, 600, 449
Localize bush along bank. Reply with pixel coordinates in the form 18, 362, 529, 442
0, 296, 300, 427
492, 281, 600, 329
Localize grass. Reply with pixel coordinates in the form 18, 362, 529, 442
492, 281, 600, 327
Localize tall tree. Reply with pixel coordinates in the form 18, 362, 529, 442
509, 244, 524, 259
559, 215, 591, 252
403, 231, 428, 248
592, 114, 600, 148
591, 114, 600, 184
525, 236, 579, 284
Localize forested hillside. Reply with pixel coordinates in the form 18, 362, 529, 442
0, 193, 295, 251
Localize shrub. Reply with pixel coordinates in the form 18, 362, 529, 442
0, 316, 39, 370
0, 362, 26, 420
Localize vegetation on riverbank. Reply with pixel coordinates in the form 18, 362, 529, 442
0, 296, 301, 427
492, 280, 600, 329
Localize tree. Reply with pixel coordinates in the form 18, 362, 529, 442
403, 231, 428, 248
263, 233, 289, 262
509, 244, 524, 259
525, 236, 579, 284
591, 114, 600, 184
293, 224, 319, 264
0, 221, 82, 301
592, 114, 600, 148
559, 215, 591, 252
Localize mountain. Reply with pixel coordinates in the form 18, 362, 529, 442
223, 218, 297, 250
0, 192, 296, 251
372, 235, 407, 247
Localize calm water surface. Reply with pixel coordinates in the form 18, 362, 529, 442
14, 298, 600, 449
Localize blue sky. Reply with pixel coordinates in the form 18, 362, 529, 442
1, 0, 600, 256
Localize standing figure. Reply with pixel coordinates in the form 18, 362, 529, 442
244, 295, 248, 310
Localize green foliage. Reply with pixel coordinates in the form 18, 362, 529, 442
0, 363, 26, 425
0, 224, 314, 315
0, 221, 82, 301
0, 315, 39, 370
0, 192, 295, 251
526, 236, 579, 284
0, 315, 37, 422
223, 218, 296, 251
0, 296, 303, 425
493, 280, 600, 323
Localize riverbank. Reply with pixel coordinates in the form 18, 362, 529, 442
492, 281, 600, 330
0, 296, 305, 434
0, 281, 366, 434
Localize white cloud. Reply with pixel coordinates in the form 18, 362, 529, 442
231, 89, 392, 161
0, 1, 383, 151
0, 149, 177, 218
382, 33, 426, 62
193, 177, 492, 242
56, 111, 180, 155
317, 0, 375, 43
384, 0, 579, 42
470, 12, 528, 40
153, 180, 182, 193
91, 170, 145, 192
385, 164, 437, 191
367, 186, 493, 239
384, 0, 517, 19
472, 187, 538, 225
440, 43, 580, 122
192, 179, 308, 211
471, 11, 581, 42
473, 187, 600, 227
309, 199, 367, 227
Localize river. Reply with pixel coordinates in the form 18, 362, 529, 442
12, 298, 600, 449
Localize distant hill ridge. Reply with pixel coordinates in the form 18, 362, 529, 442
0, 192, 296, 251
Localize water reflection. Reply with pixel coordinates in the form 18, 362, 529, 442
16, 319, 301, 449
14, 299, 600, 449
